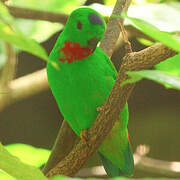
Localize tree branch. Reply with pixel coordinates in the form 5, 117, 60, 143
124, 43, 177, 71
0, 69, 48, 111
43, 121, 78, 174
7, 6, 68, 24
44, 0, 176, 177
45, 42, 177, 177
118, 20, 132, 53
99, 0, 129, 57
0, 0, 8, 3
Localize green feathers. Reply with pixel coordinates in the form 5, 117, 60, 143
47, 47, 116, 135
47, 7, 134, 177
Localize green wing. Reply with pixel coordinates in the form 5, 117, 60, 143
98, 47, 117, 79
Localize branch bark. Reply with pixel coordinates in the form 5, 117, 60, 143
99, 0, 128, 57
45, 43, 177, 177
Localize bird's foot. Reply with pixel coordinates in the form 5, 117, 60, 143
80, 129, 90, 147
96, 106, 103, 112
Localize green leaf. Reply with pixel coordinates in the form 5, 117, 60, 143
91, 3, 180, 33
0, 172, 15, 180
127, 3, 180, 32
123, 14, 180, 53
16, 19, 62, 43
136, 38, 154, 46
0, 21, 49, 61
0, 2, 14, 26
0, 143, 48, 180
9, 0, 86, 42
5, 143, 50, 168
0, 0, 61, 43
121, 70, 180, 90
0, 1, 21, 33
103, 0, 116, 6
155, 54, 180, 76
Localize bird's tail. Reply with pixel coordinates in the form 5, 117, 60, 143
98, 141, 134, 177
98, 103, 134, 177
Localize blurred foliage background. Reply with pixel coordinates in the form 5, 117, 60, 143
0, 0, 180, 179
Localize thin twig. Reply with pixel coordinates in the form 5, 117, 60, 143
0, 42, 17, 88
0, 42, 17, 110
118, 20, 132, 53
7, 6, 68, 24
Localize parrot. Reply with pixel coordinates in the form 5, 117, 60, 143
46, 7, 134, 177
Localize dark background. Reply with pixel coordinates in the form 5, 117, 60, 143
0, 31, 180, 178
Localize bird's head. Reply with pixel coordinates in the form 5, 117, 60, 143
65, 7, 106, 49
58, 7, 106, 64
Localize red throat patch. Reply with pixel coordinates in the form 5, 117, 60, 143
59, 41, 92, 64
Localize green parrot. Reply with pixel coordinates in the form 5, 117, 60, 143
46, 7, 134, 177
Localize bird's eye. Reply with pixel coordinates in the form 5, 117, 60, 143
76, 21, 82, 30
